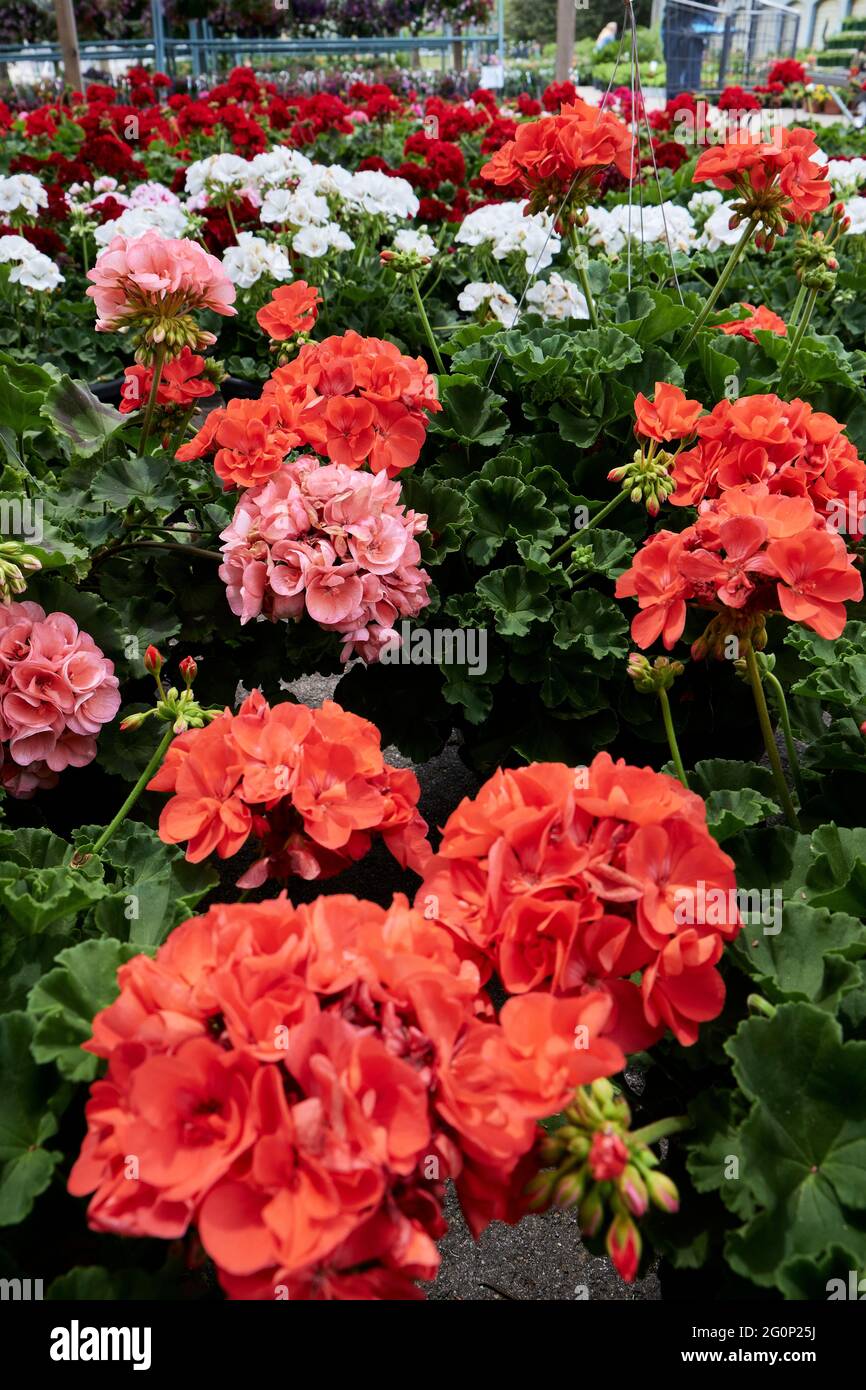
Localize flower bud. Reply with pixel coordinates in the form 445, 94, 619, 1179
619, 1163, 649, 1217
606, 1212, 642, 1284
588, 1130, 630, 1182
178, 655, 198, 686
553, 1169, 586, 1210
646, 1169, 680, 1213
578, 1186, 605, 1238
144, 645, 164, 676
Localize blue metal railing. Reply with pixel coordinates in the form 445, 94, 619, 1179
0, 0, 507, 81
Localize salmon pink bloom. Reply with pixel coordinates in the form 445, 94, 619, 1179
70, 891, 621, 1297
218, 456, 430, 662
0, 601, 119, 798
418, 752, 740, 1051
150, 692, 430, 886
87, 229, 236, 357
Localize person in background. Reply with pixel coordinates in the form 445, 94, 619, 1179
595, 21, 618, 53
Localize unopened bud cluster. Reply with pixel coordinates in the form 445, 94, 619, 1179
608, 446, 676, 518
627, 653, 684, 694
0, 540, 41, 603
793, 210, 847, 292
525, 1079, 680, 1283
121, 645, 221, 735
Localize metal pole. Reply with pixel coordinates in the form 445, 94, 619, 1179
150, 0, 166, 74
555, 0, 575, 81
498, 0, 505, 70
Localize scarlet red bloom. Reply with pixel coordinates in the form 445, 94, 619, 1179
480, 97, 634, 214
119, 347, 216, 415
692, 125, 830, 234
69, 892, 623, 1298
179, 329, 440, 488
418, 754, 741, 1051
255, 280, 320, 341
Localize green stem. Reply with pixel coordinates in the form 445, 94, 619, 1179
678, 215, 759, 359
409, 271, 445, 374
91, 539, 222, 572
575, 260, 598, 328
764, 669, 806, 805
91, 726, 175, 856
630, 1115, 692, 1147
548, 491, 628, 563
787, 281, 807, 332
744, 644, 800, 830
225, 199, 240, 244
168, 403, 197, 457
658, 686, 688, 789
778, 286, 818, 391
567, 223, 598, 328
747, 993, 776, 1019
138, 343, 167, 456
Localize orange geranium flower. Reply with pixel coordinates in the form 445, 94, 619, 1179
633, 382, 703, 444
150, 691, 430, 886
70, 891, 627, 1297
255, 280, 321, 341
719, 303, 787, 341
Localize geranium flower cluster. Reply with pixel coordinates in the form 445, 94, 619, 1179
178, 328, 440, 489
69, 891, 624, 1298
670, 393, 866, 521
219, 454, 430, 661
453, 200, 561, 273
0, 233, 64, 292
418, 753, 741, 1051
692, 126, 831, 243
0, 601, 120, 799
480, 96, 634, 214
86, 229, 236, 356
150, 690, 430, 886
119, 346, 218, 415
617, 483, 864, 651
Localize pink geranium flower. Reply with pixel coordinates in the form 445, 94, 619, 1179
0, 602, 120, 798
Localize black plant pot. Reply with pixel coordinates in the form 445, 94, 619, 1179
88, 377, 125, 408
220, 375, 263, 403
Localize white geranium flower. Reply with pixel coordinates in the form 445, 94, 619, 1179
455, 201, 560, 273
843, 197, 866, 235
697, 203, 744, 251
0, 174, 48, 217
343, 170, 419, 221
393, 227, 437, 259
249, 147, 315, 186
184, 153, 255, 199
585, 201, 695, 256
688, 188, 723, 216
524, 272, 588, 322
825, 158, 866, 199
0, 234, 38, 263
94, 203, 190, 247
301, 163, 356, 201
222, 232, 293, 288
10, 250, 63, 291
260, 187, 330, 227
458, 281, 518, 326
